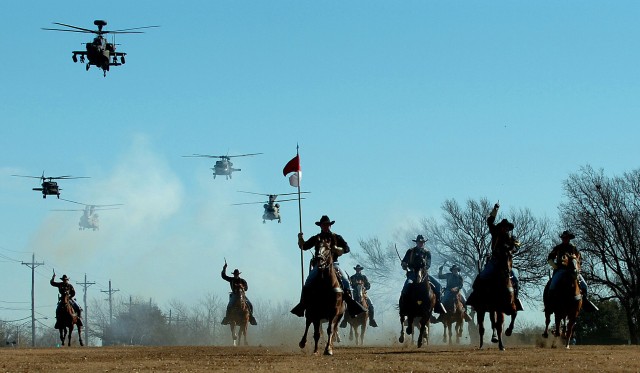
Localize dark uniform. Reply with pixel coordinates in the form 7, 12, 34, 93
291, 215, 366, 318
467, 204, 522, 310
401, 235, 445, 313
50, 275, 82, 327
547, 231, 596, 311
346, 265, 378, 327
437, 266, 466, 307
221, 266, 257, 325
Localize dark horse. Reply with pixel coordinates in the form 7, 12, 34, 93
542, 254, 583, 349
227, 288, 250, 346
441, 291, 467, 344
398, 268, 436, 348
298, 239, 344, 355
471, 252, 517, 351
344, 282, 368, 345
56, 291, 83, 347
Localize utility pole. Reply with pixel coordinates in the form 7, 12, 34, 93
21, 253, 43, 347
77, 273, 95, 346
100, 280, 119, 324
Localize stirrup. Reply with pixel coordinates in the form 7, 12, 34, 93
369, 319, 378, 327
291, 303, 305, 317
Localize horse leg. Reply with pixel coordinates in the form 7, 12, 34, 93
399, 315, 406, 343
324, 316, 336, 356
230, 324, 237, 346
360, 323, 366, 346
495, 312, 505, 351
489, 312, 499, 344
58, 328, 64, 345
477, 310, 485, 350
67, 324, 73, 346
312, 320, 321, 355
417, 318, 427, 348
77, 324, 84, 346
542, 310, 552, 338
505, 312, 516, 336
299, 318, 311, 349
455, 320, 462, 344
442, 319, 448, 343
565, 316, 577, 349
242, 323, 248, 346
349, 323, 354, 341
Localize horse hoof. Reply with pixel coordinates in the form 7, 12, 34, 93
505, 328, 513, 337
499, 346, 505, 351
324, 349, 333, 356
399, 336, 404, 343
299, 341, 306, 349
542, 333, 548, 339
491, 337, 499, 343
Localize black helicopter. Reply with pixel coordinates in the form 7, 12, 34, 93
182, 153, 263, 180
11, 172, 89, 199
233, 191, 309, 223
53, 199, 123, 231
42, 20, 159, 77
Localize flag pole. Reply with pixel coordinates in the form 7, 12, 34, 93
296, 144, 304, 289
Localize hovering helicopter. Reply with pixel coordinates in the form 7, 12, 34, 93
11, 172, 89, 199
233, 191, 309, 223
182, 153, 263, 180
53, 199, 123, 231
42, 20, 159, 77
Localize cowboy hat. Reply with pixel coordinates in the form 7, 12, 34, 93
496, 219, 514, 231
354, 264, 364, 271
560, 230, 576, 239
315, 215, 335, 226
60, 275, 70, 281
450, 265, 461, 272
412, 234, 427, 243
232, 269, 241, 275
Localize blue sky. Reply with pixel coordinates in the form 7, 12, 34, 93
1, 1, 639, 329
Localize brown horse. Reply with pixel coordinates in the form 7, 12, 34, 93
542, 254, 582, 349
56, 291, 83, 347
471, 253, 517, 351
398, 268, 436, 348
227, 288, 250, 346
345, 282, 368, 345
441, 291, 467, 344
298, 239, 344, 355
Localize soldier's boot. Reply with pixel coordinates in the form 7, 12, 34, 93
221, 308, 231, 325
339, 312, 349, 328
249, 314, 258, 325
344, 291, 366, 318
368, 307, 378, 327
515, 298, 524, 311
291, 289, 307, 317
435, 298, 447, 314
466, 291, 477, 308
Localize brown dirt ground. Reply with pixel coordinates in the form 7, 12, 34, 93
0, 344, 638, 372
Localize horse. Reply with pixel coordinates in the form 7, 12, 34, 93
398, 268, 436, 348
441, 291, 467, 344
298, 239, 344, 355
55, 290, 83, 347
542, 254, 583, 349
345, 281, 368, 345
471, 252, 517, 351
227, 287, 250, 346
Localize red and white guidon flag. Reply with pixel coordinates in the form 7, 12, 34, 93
282, 155, 301, 187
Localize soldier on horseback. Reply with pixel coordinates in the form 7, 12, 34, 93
291, 215, 366, 318
221, 264, 258, 325
546, 230, 598, 312
349, 265, 378, 327
436, 264, 472, 322
466, 203, 523, 311
50, 274, 83, 327
400, 235, 446, 314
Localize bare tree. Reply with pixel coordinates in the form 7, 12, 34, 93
422, 198, 551, 300
559, 165, 640, 344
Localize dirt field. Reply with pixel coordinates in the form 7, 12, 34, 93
0, 343, 638, 372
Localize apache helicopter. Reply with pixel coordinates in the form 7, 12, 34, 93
233, 191, 309, 223
182, 153, 263, 180
11, 172, 89, 199
42, 20, 159, 77
53, 199, 123, 231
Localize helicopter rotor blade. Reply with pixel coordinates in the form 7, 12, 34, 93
42, 28, 95, 34
237, 191, 269, 196
50, 22, 97, 33
272, 197, 306, 203
182, 154, 223, 159
59, 198, 85, 205
107, 25, 160, 33
226, 153, 263, 158
273, 191, 310, 197
53, 176, 90, 180
231, 201, 266, 206
51, 209, 84, 212
11, 174, 44, 179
